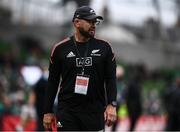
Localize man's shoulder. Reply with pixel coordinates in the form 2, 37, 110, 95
50, 37, 71, 56
94, 37, 112, 47
55, 37, 71, 48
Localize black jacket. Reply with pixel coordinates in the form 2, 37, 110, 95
44, 36, 117, 113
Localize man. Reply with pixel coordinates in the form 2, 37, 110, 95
33, 74, 48, 131
125, 66, 143, 131
43, 6, 117, 131
164, 75, 180, 131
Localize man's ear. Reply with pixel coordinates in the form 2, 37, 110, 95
74, 18, 80, 27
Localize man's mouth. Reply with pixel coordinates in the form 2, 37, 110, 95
89, 29, 95, 34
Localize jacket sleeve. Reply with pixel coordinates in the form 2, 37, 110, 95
44, 46, 61, 114
104, 45, 117, 105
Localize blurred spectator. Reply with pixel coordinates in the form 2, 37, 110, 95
147, 89, 161, 115
111, 65, 126, 131
0, 81, 5, 131
32, 68, 48, 131
0, 74, 13, 114
124, 65, 144, 131
0, 81, 12, 131
16, 91, 36, 131
163, 75, 180, 131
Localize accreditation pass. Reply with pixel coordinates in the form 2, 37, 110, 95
74, 75, 89, 95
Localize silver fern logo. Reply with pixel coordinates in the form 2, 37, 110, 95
57, 121, 63, 128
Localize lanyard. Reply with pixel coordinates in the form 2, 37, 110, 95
73, 36, 89, 75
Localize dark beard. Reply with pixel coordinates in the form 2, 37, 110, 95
79, 27, 94, 38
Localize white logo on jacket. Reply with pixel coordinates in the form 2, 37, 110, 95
92, 49, 100, 54
76, 57, 92, 67
57, 121, 63, 128
67, 51, 76, 58
91, 49, 101, 56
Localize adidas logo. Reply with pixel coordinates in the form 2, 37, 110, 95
57, 121, 63, 128
67, 51, 75, 58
